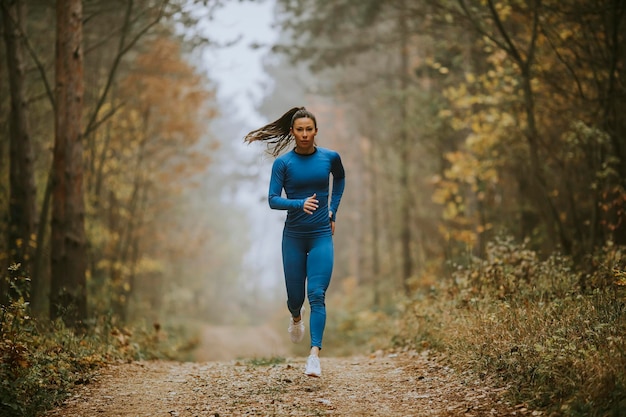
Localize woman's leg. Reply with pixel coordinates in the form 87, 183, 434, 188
282, 234, 307, 318
306, 235, 334, 350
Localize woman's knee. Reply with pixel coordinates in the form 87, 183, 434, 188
307, 286, 326, 305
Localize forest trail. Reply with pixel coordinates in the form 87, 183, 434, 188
45, 325, 539, 417
192, 324, 291, 362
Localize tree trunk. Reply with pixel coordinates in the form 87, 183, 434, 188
398, 0, 413, 295
602, 0, 626, 246
32, 171, 52, 317
368, 139, 381, 307
50, 0, 87, 328
1, 0, 38, 304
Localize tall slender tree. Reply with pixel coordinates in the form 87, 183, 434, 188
50, 0, 87, 327
1, 0, 38, 303
397, 0, 413, 294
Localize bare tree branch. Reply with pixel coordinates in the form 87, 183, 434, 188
0, 1, 55, 111
83, 0, 169, 138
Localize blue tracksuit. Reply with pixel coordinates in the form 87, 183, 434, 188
268, 147, 345, 349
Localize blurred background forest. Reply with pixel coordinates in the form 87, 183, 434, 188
1, 0, 626, 416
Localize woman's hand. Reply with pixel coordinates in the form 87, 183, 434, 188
303, 193, 318, 214
329, 211, 335, 235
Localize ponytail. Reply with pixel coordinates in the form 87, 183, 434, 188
244, 106, 317, 157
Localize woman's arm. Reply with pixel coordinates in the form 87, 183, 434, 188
268, 159, 305, 211
329, 154, 346, 221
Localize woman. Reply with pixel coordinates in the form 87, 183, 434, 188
244, 107, 346, 377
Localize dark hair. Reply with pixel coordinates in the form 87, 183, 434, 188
243, 107, 317, 157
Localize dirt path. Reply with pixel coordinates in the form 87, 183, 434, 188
193, 325, 290, 362
46, 350, 536, 416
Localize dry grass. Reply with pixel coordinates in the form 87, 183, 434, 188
396, 238, 626, 416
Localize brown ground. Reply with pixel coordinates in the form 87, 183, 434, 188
47, 326, 539, 417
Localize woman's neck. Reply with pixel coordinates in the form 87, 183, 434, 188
294, 146, 316, 155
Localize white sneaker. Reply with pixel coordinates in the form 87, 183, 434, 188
304, 355, 321, 377
288, 309, 305, 343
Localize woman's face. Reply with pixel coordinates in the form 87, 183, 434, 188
291, 117, 317, 154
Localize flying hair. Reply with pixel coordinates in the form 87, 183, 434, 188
243, 107, 317, 157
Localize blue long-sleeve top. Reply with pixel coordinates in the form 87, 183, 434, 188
269, 147, 346, 238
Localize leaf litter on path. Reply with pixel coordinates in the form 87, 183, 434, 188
46, 351, 537, 416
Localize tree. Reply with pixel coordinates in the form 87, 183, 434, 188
1, 0, 37, 303
50, 0, 87, 327
436, 0, 626, 259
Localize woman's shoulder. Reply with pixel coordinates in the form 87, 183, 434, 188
274, 149, 296, 163
316, 147, 341, 158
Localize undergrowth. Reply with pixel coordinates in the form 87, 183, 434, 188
323, 276, 399, 356
397, 237, 626, 416
0, 265, 197, 417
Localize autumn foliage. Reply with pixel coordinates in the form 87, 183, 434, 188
0, 0, 219, 322
85, 36, 215, 322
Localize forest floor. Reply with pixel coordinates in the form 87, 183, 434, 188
46, 325, 540, 417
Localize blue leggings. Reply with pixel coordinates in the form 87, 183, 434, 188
282, 233, 334, 349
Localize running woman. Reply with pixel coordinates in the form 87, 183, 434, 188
244, 107, 346, 377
